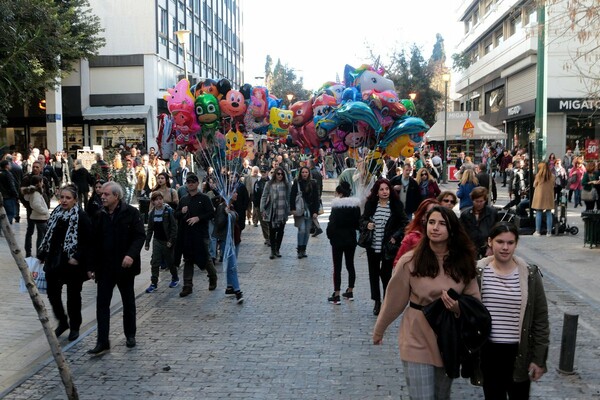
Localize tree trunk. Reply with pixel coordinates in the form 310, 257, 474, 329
0, 194, 79, 399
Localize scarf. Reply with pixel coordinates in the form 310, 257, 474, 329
39, 205, 80, 258
270, 182, 288, 228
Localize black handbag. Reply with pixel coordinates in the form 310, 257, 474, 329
357, 228, 373, 248
383, 240, 400, 260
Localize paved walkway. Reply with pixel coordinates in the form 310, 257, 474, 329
1, 184, 600, 399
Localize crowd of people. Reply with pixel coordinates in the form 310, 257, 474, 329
2, 140, 579, 399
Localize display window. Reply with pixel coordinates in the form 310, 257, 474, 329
90, 124, 146, 150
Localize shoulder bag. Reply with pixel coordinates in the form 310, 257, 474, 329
292, 182, 305, 217
357, 219, 374, 248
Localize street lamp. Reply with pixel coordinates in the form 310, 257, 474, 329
175, 30, 191, 80
408, 92, 417, 101
286, 93, 294, 107
442, 73, 450, 183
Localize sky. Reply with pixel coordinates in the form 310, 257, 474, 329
242, 0, 464, 91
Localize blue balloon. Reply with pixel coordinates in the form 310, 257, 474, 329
341, 87, 361, 103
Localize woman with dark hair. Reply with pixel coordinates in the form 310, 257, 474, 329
290, 166, 319, 258
37, 184, 93, 341
416, 167, 441, 200
393, 198, 440, 266
86, 179, 105, 218
373, 206, 479, 399
260, 166, 290, 259
477, 222, 549, 399
360, 178, 408, 315
326, 181, 361, 304
70, 159, 92, 209
437, 190, 458, 209
152, 171, 179, 209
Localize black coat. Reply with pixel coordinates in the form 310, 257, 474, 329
92, 201, 146, 277
389, 175, 421, 215
422, 291, 492, 379
71, 167, 93, 194
360, 197, 408, 246
39, 209, 93, 282
459, 205, 498, 258
175, 191, 215, 266
326, 197, 361, 247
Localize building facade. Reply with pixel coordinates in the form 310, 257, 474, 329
454, 0, 599, 160
1, 0, 244, 156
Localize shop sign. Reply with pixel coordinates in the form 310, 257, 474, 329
585, 139, 599, 160
507, 105, 522, 116
548, 98, 600, 112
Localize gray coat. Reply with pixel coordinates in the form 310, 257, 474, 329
260, 180, 290, 223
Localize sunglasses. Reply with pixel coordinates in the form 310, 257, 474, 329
442, 198, 456, 204
276, 172, 283, 175
186, 180, 198, 184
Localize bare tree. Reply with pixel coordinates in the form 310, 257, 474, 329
0, 194, 79, 399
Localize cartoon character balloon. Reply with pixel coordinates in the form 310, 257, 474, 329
225, 129, 247, 160
268, 107, 293, 139
344, 64, 395, 93
164, 79, 200, 147
195, 93, 221, 141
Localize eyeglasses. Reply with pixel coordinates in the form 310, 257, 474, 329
442, 198, 456, 205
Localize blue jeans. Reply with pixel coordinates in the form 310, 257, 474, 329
224, 244, 240, 291
208, 220, 217, 259
574, 189, 582, 206
296, 215, 311, 247
535, 209, 553, 233
124, 187, 134, 204
3, 198, 16, 224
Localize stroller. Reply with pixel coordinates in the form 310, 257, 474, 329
552, 189, 578, 235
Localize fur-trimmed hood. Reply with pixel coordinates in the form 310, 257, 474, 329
21, 185, 40, 195
330, 196, 361, 209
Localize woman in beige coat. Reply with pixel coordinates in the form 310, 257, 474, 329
373, 206, 479, 399
531, 162, 555, 236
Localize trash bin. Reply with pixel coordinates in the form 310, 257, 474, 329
581, 211, 600, 248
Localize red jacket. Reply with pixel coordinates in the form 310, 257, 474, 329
393, 230, 423, 266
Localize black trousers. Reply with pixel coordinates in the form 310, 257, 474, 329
46, 273, 84, 331
481, 342, 531, 400
366, 248, 393, 302
269, 222, 285, 251
96, 272, 136, 346
331, 244, 356, 292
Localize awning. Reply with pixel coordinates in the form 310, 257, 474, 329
82, 105, 151, 120
426, 111, 506, 141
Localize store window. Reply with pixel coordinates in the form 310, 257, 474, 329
0, 126, 27, 154
30, 127, 48, 150
63, 126, 84, 155
566, 115, 599, 155
91, 124, 146, 151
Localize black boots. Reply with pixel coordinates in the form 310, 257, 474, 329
297, 245, 307, 258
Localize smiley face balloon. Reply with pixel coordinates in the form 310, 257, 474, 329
268, 107, 293, 139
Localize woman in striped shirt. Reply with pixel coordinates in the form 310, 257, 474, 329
360, 178, 408, 315
477, 222, 549, 399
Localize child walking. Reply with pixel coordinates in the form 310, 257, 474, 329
144, 191, 179, 292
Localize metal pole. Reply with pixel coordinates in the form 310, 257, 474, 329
558, 313, 579, 374
534, 0, 547, 164
181, 42, 195, 173
443, 80, 448, 183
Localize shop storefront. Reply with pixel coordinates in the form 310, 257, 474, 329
548, 98, 599, 160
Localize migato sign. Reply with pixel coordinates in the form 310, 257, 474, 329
556, 99, 600, 111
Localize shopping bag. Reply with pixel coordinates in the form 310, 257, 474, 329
19, 257, 47, 294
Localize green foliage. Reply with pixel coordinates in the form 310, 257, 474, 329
0, 0, 105, 124
267, 58, 310, 105
431, 33, 445, 63
387, 45, 442, 126
451, 52, 471, 72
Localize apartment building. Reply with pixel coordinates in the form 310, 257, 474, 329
1, 0, 244, 155
454, 0, 599, 158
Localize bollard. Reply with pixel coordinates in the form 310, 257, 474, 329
557, 313, 578, 374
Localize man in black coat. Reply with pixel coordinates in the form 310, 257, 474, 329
390, 163, 421, 219
87, 181, 146, 355
459, 187, 498, 259
476, 163, 497, 203
175, 173, 217, 297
